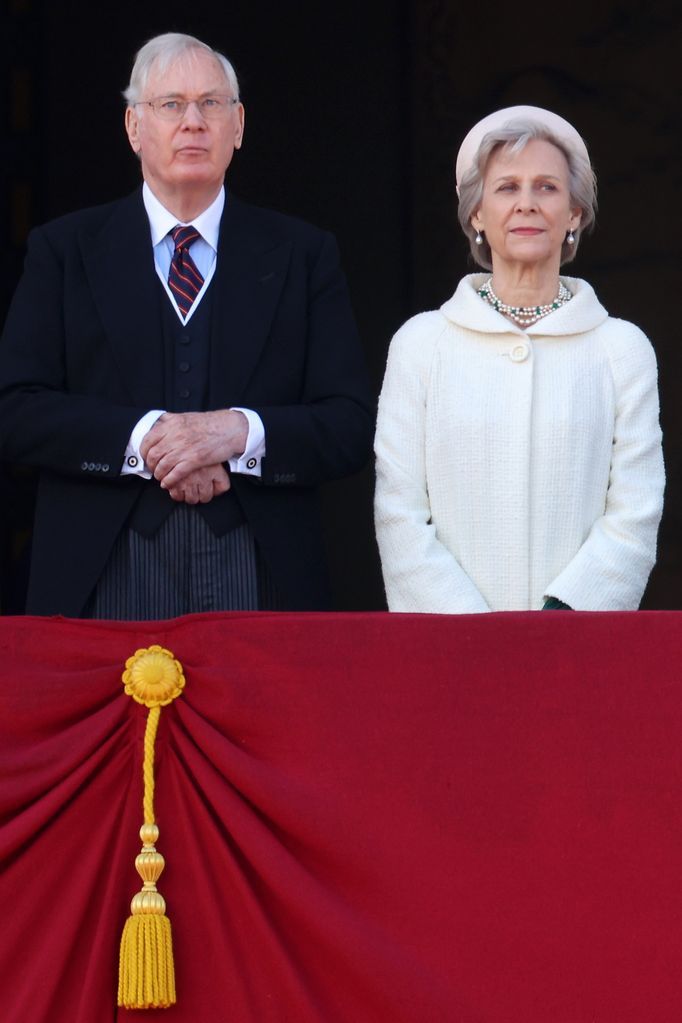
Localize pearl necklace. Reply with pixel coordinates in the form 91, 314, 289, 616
478, 278, 572, 327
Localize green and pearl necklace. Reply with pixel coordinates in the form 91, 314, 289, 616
478, 278, 572, 327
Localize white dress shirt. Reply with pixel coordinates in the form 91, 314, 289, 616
121, 183, 265, 478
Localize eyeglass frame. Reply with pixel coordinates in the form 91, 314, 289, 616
134, 94, 240, 121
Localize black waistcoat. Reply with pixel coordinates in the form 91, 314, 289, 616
127, 282, 245, 537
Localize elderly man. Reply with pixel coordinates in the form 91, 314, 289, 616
0, 32, 373, 617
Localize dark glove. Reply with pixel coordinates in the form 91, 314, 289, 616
542, 596, 572, 610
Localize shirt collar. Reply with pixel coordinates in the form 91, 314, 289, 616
142, 182, 225, 251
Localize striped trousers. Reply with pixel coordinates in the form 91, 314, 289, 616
86, 505, 281, 619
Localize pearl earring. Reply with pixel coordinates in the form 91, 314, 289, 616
475, 230, 483, 246
567, 229, 575, 245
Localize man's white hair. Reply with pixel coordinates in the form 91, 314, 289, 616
123, 32, 240, 106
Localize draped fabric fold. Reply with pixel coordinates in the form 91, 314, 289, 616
1, 611, 682, 1021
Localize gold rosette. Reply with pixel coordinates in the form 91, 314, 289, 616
123, 645, 185, 707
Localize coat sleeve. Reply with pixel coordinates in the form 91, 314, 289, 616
0, 226, 146, 478
374, 317, 490, 613
252, 231, 374, 488
546, 322, 665, 610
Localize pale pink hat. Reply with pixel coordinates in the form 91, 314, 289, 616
455, 105, 590, 193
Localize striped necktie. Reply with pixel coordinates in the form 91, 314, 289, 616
168, 224, 205, 318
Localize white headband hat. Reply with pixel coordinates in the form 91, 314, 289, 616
455, 105, 590, 194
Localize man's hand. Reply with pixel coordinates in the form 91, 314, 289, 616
166, 463, 231, 504
140, 410, 248, 489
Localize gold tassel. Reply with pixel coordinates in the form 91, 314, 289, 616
117, 646, 186, 1010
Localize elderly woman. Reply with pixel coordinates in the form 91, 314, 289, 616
374, 106, 664, 613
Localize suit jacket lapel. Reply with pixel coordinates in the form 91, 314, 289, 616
208, 195, 292, 407
79, 190, 166, 408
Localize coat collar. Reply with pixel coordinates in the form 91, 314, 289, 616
440, 273, 610, 337
208, 194, 291, 406
79, 190, 164, 408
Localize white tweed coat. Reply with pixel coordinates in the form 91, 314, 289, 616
374, 274, 664, 612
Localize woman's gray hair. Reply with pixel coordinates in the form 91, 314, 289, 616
123, 32, 240, 107
457, 120, 597, 269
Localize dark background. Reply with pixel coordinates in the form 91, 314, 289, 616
2, 0, 681, 611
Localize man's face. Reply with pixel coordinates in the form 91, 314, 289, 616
125, 48, 245, 206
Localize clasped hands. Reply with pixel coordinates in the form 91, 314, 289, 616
140, 409, 248, 505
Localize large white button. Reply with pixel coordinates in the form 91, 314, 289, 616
510, 342, 530, 362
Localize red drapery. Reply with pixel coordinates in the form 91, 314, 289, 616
1, 610, 682, 1022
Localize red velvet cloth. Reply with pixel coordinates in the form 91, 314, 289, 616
1, 611, 682, 1022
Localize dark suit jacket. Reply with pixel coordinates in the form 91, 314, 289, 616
0, 190, 374, 615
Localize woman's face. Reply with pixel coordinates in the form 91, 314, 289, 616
471, 138, 582, 274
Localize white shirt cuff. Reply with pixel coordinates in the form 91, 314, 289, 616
120, 409, 166, 477
229, 407, 265, 476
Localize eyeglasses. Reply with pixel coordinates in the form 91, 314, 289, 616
137, 95, 239, 121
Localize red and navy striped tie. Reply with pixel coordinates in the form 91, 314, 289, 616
168, 224, 204, 317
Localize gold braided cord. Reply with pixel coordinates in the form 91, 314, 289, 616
143, 705, 161, 826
